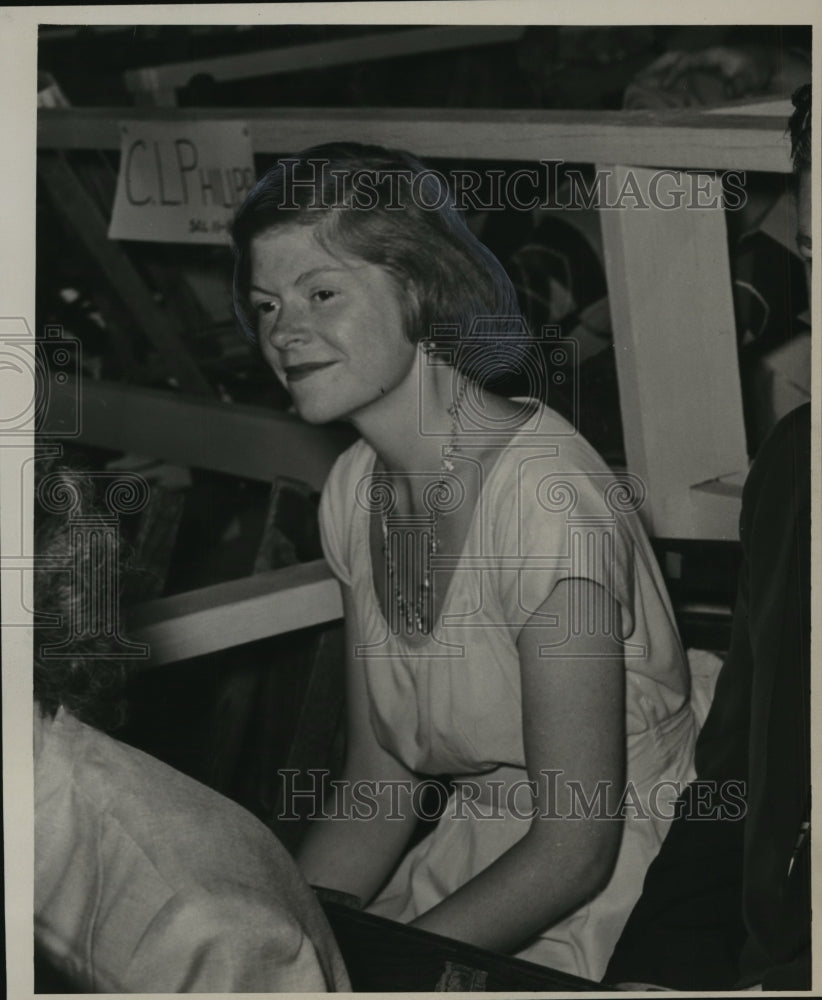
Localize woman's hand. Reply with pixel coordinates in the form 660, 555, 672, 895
410, 578, 626, 953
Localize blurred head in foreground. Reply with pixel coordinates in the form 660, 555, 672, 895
34, 466, 128, 732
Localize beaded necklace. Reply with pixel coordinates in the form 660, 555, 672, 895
380, 376, 467, 635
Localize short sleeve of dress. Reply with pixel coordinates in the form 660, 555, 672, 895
318, 444, 363, 587
490, 446, 637, 643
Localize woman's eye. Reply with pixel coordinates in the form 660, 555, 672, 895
312, 289, 336, 303
254, 300, 279, 316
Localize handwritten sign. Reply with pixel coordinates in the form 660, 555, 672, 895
109, 121, 256, 244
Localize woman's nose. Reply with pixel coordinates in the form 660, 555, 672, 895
267, 301, 310, 350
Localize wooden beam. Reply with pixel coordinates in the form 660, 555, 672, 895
599, 165, 748, 541
128, 559, 343, 666
38, 107, 793, 173
124, 26, 526, 95
37, 152, 212, 395
42, 376, 354, 492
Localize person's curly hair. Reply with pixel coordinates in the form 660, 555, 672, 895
789, 83, 811, 173
34, 463, 129, 732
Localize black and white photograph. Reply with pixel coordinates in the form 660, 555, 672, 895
1, 2, 818, 995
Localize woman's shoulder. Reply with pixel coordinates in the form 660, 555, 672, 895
481, 402, 606, 492
480, 402, 647, 551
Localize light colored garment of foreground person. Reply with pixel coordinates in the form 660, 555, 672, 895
33, 470, 350, 993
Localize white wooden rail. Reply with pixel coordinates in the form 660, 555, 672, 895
38, 105, 792, 173
127, 559, 342, 666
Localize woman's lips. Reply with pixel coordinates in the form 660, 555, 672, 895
284, 361, 337, 383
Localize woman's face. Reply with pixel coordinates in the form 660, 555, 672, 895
249, 223, 417, 425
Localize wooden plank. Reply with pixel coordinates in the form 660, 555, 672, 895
128, 559, 343, 666
124, 26, 526, 95
37, 152, 212, 395
38, 107, 793, 172
599, 165, 749, 541
42, 376, 355, 492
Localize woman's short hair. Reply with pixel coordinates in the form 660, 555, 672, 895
231, 142, 525, 377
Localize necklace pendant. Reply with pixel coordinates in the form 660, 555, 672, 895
380, 378, 468, 636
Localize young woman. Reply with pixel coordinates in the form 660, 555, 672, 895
231, 143, 696, 982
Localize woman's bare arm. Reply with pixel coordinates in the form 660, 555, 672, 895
410, 578, 626, 952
